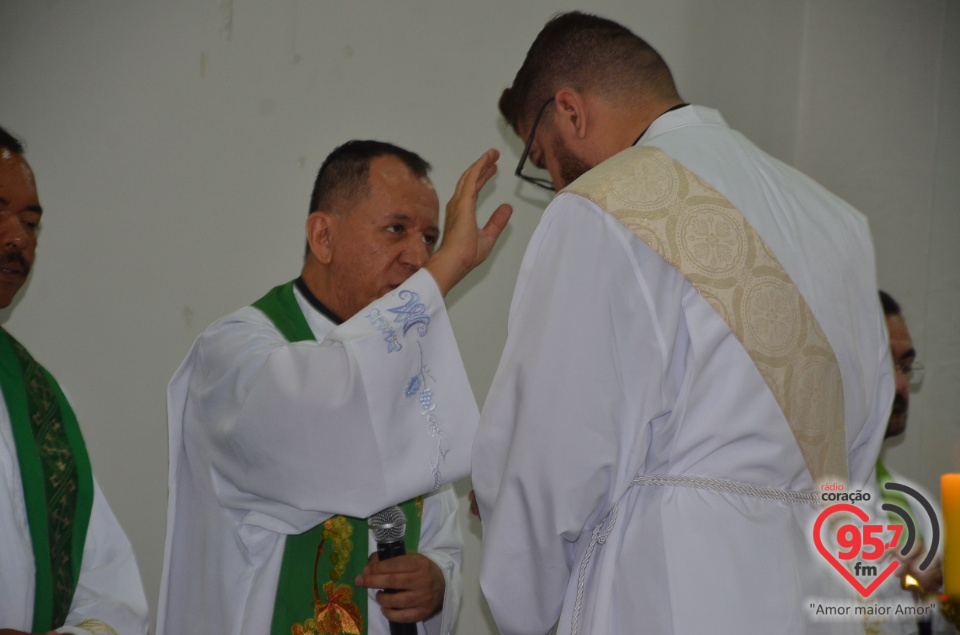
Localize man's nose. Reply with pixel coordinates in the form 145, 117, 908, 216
402, 239, 430, 269
895, 365, 910, 396
0, 216, 29, 250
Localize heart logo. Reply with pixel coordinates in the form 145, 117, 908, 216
813, 503, 900, 597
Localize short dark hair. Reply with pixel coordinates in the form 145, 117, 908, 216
500, 11, 679, 133
879, 290, 901, 317
0, 126, 25, 155
308, 140, 431, 216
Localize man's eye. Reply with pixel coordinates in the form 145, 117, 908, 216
22, 214, 41, 231
423, 234, 438, 246
386, 225, 402, 234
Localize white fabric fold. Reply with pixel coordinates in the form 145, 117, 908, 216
159, 268, 473, 635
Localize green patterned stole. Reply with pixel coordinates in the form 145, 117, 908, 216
0, 329, 93, 632
254, 280, 422, 635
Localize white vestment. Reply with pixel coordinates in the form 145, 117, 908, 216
0, 379, 148, 634
473, 106, 894, 635
159, 269, 474, 635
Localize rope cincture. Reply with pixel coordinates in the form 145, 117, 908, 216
569, 474, 821, 634
630, 474, 822, 506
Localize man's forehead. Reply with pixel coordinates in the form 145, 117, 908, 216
0, 152, 39, 196
370, 155, 430, 182
370, 157, 435, 193
358, 157, 438, 219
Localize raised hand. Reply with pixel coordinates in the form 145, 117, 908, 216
425, 149, 512, 296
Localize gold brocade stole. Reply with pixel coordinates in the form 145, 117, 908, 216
563, 146, 848, 486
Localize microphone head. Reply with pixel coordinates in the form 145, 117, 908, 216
369, 505, 407, 543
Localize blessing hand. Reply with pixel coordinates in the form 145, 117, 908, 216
425, 148, 512, 296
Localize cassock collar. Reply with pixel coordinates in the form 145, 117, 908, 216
294, 277, 344, 325
634, 102, 690, 146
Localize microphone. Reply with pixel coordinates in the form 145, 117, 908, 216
369, 505, 418, 635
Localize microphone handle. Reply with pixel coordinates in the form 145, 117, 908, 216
388, 617, 418, 635
377, 539, 407, 560
376, 540, 418, 635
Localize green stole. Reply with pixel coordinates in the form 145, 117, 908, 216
254, 280, 422, 635
564, 146, 849, 487
0, 329, 93, 632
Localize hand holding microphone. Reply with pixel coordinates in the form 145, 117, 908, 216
358, 506, 444, 633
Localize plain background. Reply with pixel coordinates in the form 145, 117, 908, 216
1, 1, 958, 632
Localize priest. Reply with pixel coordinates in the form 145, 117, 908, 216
158, 140, 510, 635
0, 126, 148, 634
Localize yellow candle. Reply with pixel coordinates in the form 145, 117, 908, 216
942, 474, 960, 596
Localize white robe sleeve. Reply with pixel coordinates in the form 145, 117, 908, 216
472, 196, 676, 634
180, 268, 478, 534
416, 485, 463, 635
58, 479, 149, 634
0, 385, 148, 635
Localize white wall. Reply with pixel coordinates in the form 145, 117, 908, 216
792, 0, 960, 518
0, 2, 956, 633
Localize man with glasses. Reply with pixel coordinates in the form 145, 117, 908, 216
879, 291, 923, 441
875, 290, 943, 635
472, 11, 892, 634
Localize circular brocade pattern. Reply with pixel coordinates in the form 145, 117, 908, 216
789, 354, 842, 435
743, 279, 800, 354
606, 152, 679, 210
627, 224, 668, 259
677, 206, 745, 275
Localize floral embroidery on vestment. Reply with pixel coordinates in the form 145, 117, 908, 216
369, 289, 447, 488
405, 341, 446, 490
290, 516, 363, 635
388, 290, 430, 336
365, 308, 401, 353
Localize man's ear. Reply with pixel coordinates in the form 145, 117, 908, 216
554, 88, 589, 140
306, 211, 334, 264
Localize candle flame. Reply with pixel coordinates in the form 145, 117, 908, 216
901, 573, 922, 593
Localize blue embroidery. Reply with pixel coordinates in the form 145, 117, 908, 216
366, 308, 401, 353
388, 290, 430, 336
369, 290, 446, 487
405, 342, 446, 490
419, 388, 433, 410
405, 376, 421, 398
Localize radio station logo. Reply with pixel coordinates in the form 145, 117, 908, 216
813, 481, 939, 597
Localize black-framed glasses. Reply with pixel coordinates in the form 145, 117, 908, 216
514, 97, 556, 191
